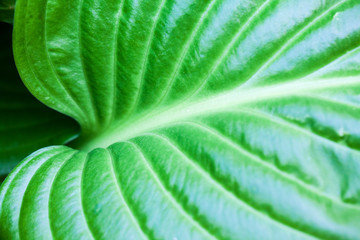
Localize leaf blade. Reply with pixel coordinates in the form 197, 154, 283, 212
3, 0, 360, 239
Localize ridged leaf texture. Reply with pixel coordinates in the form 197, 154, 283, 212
1, 0, 360, 239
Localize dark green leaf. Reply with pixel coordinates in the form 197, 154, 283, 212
0, 0, 15, 23
0, 23, 79, 182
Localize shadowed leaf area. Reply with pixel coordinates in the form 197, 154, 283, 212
0, 22, 79, 183
0, 0, 15, 23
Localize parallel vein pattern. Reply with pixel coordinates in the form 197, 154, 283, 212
2, 0, 360, 239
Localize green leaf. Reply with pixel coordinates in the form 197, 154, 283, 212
0, 0, 15, 23
2, 0, 360, 239
0, 23, 79, 182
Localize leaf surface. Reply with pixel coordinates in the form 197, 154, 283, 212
2, 0, 360, 239
0, 23, 79, 182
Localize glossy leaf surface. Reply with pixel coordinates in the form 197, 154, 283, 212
2, 0, 360, 239
0, 23, 79, 182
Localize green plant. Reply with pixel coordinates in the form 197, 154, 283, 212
0, 22, 79, 183
1, 0, 360, 239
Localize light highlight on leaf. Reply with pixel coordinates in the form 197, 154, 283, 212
1, 0, 360, 239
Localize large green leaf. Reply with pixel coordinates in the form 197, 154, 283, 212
2, 0, 360, 239
0, 23, 79, 182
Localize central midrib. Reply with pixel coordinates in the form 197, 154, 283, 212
71, 76, 360, 151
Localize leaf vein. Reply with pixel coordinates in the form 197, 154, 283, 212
126, 0, 167, 120
306, 44, 360, 78
241, 0, 349, 87
44, 0, 88, 122
48, 151, 79, 239
184, 0, 274, 99
79, 153, 96, 239
144, 132, 321, 239
126, 141, 216, 240
155, 0, 217, 106
239, 108, 360, 154
78, 0, 98, 128
179, 120, 360, 211
106, 148, 149, 240
110, 0, 126, 127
